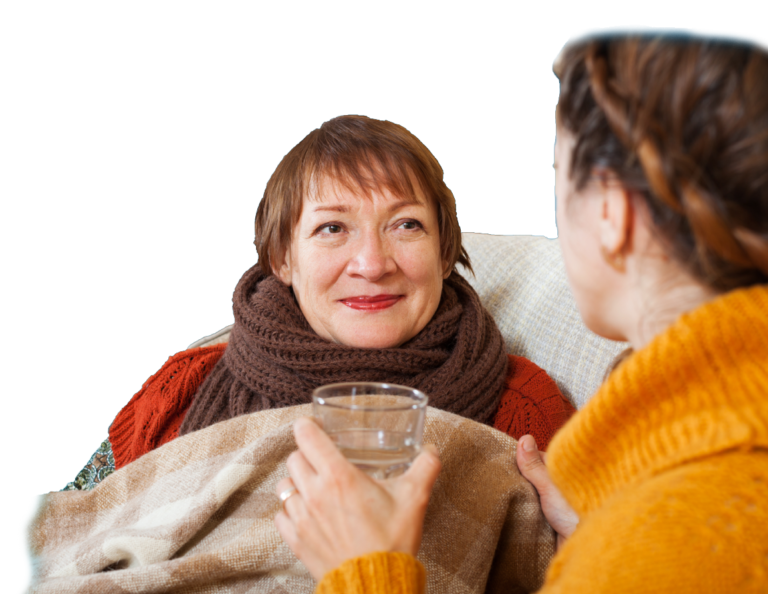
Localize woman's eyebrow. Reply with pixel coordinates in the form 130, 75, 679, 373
387, 199, 423, 212
311, 205, 350, 213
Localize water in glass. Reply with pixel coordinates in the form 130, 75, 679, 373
329, 428, 419, 479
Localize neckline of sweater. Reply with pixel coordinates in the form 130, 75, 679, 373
548, 284, 768, 517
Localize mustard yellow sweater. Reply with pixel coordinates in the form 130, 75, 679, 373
316, 285, 768, 593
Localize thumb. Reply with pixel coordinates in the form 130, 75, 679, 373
516, 435, 554, 494
398, 444, 441, 506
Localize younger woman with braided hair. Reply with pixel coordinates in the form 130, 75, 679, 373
275, 33, 768, 593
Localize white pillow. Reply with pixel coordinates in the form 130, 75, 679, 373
189, 233, 627, 409
460, 233, 626, 408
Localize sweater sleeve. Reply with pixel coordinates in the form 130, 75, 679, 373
315, 552, 425, 594
493, 354, 576, 450
109, 343, 227, 469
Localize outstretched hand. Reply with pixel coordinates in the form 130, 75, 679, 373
516, 435, 579, 549
274, 417, 442, 580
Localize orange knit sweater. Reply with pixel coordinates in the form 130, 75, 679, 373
315, 285, 768, 594
109, 350, 574, 469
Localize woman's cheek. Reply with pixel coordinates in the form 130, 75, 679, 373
396, 244, 440, 283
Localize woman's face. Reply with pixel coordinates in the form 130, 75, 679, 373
554, 127, 626, 341
277, 177, 448, 348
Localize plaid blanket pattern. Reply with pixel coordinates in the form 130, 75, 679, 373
29, 405, 555, 593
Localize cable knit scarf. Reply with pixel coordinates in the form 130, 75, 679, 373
179, 264, 508, 436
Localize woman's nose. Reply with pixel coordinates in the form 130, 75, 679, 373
346, 232, 397, 281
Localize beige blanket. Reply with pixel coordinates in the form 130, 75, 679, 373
29, 405, 555, 593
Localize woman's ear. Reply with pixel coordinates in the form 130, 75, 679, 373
597, 176, 633, 263
275, 248, 293, 286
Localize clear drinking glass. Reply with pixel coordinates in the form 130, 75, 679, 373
312, 382, 428, 479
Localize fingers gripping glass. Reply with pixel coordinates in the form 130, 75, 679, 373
312, 382, 428, 479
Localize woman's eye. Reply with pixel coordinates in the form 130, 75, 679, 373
398, 220, 422, 231
319, 224, 343, 234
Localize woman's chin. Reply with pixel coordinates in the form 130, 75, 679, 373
329, 325, 412, 349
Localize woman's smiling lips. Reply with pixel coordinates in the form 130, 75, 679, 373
339, 295, 404, 311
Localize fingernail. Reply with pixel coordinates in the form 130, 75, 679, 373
522, 436, 537, 452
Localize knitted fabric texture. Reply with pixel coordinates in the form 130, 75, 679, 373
109, 344, 227, 470
110, 349, 572, 469
493, 354, 575, 451
315, 553, 426, 594
313, 284, 768, 594
538, 283, 768, 592
179, 264, 508, 436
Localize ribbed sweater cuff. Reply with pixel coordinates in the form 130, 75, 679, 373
315, 552, 425, 594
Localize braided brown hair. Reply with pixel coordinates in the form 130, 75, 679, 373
555, 33, 768, 291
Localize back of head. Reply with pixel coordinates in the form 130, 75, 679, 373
254, 115, 470, 277
555, 32, 768, 292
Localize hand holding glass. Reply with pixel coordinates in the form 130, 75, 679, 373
312, 382, 428, 479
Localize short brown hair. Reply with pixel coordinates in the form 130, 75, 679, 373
555, 33, 768, 291
254, 115, 471, 276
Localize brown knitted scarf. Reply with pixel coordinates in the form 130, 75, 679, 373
179, 264, 508, 436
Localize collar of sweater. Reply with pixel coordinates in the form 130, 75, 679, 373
547, 284, 768, 518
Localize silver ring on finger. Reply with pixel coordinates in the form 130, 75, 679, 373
278, 486, 299, 514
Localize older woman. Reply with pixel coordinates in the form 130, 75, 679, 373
67, 115, 574, 488
274, 34, 768, 593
